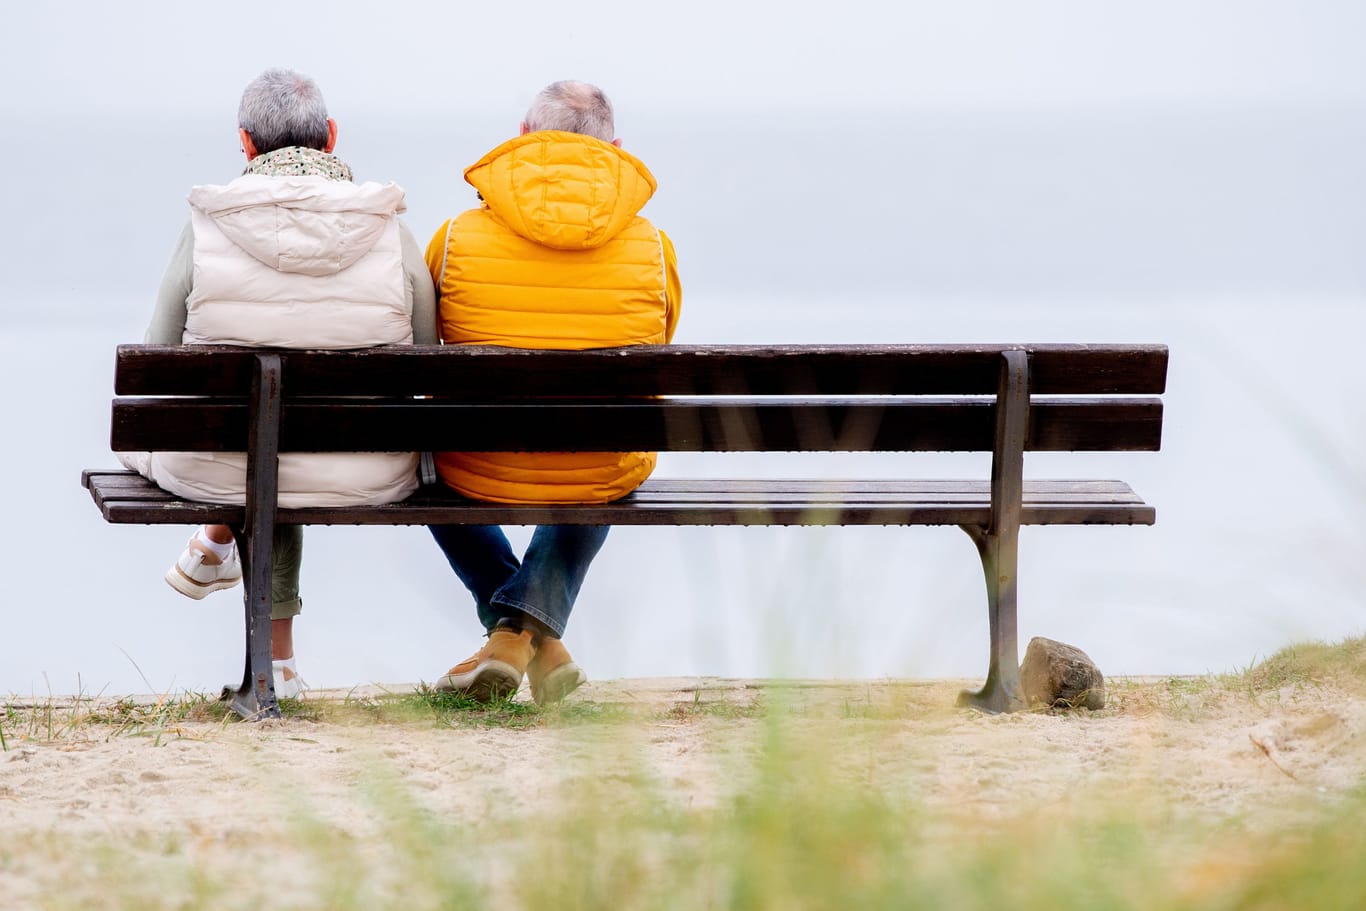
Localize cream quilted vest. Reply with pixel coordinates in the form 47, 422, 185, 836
138, 174, 418, 507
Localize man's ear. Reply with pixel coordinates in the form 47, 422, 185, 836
519, 121, 530, 136
239, 128, 259, 161
611, 138, 622, 148
324, 118, 338, 153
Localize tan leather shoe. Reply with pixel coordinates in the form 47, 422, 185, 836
436, 628, 535, 701
527, 636, 587, 705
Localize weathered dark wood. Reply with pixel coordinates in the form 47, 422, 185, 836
114, 344, 1169, 397
84, 470, 1147, 502
85, 471, 1156, 528
989, 351, 1030, 537
110, 397, 1164, 454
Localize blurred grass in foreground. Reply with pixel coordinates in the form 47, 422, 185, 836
4, 635, 1366, 910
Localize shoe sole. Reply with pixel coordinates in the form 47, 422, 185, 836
531, 663, 587, 706
436, 660, 522, 702
165, 565, 242, 600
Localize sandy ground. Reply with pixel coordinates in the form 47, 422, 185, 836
3, 676, 1365, 905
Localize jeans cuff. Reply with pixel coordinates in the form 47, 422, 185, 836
490, 597, 563, 639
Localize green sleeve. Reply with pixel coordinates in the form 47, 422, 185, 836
400, 221, 439, 344
145, 222, 193, 344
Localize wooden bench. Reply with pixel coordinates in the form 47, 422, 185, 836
83, 343, 1167, 720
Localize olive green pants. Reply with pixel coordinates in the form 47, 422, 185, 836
267, 524, 303, 621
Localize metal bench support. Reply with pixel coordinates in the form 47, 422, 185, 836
224, 353, 283, 720
958, 350, 1029, 714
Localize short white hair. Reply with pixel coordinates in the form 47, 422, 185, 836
237, 68, 330, 154
524, 81, 615, 142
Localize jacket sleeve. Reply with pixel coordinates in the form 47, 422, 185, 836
659, 229, 682, 344
144, 222, 194, 344
399, 221, 439, 344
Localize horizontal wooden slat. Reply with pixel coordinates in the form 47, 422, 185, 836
111, 397, 1163, 454
84, 471, 1155, 528
113, 344, 1169, 397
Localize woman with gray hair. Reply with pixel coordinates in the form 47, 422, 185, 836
124, 68, 437, 698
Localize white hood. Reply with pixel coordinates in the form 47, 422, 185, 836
188, 175, 407, 276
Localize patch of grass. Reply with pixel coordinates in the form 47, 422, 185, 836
273, 694, 329, 722
1101, 636, 1366, 720
1, 690, 231, 747
85, 692, 231, 727
1234, 636, 1366, 695
220, 686, 543, 729
416, 685, 544, 729
269, 685, 641, 731
1, 685, 661, 748
663, 688, 766, 722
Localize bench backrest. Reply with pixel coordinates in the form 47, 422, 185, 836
110, 344, 1167, 456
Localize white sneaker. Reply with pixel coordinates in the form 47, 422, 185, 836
164, 533, 242, 599
273, 658, 309, 699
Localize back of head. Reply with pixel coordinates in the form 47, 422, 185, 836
523, 81, 615, 143
238, 68, 331, 155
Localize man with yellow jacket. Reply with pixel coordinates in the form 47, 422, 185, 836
425, 81, 681, 704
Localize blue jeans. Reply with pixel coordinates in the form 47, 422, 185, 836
428, 524, 610, 638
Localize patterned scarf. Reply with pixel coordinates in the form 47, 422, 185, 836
243, 146, 354, 182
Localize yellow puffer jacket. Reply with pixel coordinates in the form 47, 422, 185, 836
426, 130, 681, 504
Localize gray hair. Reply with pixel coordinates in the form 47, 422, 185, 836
524, 81, 615, 143
237, 68, 331, 154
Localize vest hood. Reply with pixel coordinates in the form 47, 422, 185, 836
464, 131, 657, 251
187, 175, 407, 276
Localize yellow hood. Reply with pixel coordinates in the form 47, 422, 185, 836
463, 131, 657, 251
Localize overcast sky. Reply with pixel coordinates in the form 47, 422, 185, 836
5, 1, 1365, 119
5, 0, 1363, 303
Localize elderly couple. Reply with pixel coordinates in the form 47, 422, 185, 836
126, 69, 681, 705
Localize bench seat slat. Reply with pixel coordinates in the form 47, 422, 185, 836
84, 471, 1155, 528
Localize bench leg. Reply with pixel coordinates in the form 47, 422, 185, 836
219, 353, 284, 721
957, 524, 1026, 714
220, 527, 280, 720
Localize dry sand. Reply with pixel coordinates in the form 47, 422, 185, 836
5, 676, 1364, 831
3, 676, 1365, 905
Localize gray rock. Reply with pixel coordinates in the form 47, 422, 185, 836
1020, 637, 1105, 710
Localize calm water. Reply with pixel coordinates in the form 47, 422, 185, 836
3, 108, 1364, 695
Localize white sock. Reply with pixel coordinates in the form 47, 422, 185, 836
194, 527, 236, 560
